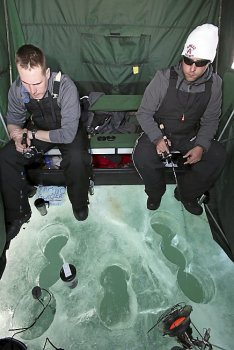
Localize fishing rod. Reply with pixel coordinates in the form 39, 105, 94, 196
158, 123, 194, 235
159, 123, 180, 188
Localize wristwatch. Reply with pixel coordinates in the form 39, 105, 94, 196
31, 129, 37, 140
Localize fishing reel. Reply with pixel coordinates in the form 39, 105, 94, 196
21, 132, 43, 159
160, 150, 186, 169
23, 145, 43, 159
160, 150, 172, 162
147, 303, 226, 350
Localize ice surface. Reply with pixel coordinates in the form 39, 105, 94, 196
0, 185, 233, 349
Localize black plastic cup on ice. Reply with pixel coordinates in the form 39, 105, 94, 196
34, 198, 49, 216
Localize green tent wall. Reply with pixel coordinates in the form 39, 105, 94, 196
3, 0, 221, 93
0, 0, 234, 260
207, 71, 234, 261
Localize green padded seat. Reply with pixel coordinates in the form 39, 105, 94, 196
89, 95, 142, 112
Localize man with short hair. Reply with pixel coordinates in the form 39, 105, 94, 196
133, 24, 226, 215
0, 44, 91, 242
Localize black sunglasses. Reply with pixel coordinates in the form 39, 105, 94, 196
183, 56, 210, 67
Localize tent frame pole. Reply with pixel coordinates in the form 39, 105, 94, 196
218, 108, 234, 142
0, 111, 10, 141
205, 204, 229, 246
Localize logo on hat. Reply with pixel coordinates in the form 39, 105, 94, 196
186, 44, 196, 56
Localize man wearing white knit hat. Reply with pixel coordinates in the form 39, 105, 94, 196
133, 24, 226, 215
182, 24, 219, 63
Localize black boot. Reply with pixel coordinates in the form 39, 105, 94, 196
147, 197, 161, 211
174, 188, 203, 215
6, 211, 32, 241
73, 206, 89, 221
0, 251, 7, 280
0, 240, 11, 280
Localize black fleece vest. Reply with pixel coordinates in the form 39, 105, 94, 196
25, 92, 62, 131
154, 67, 212, 150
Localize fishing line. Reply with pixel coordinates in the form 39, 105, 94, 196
159, 124, 190, 237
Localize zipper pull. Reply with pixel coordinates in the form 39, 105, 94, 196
181, 114, 185, 121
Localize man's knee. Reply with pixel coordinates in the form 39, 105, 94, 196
62, 149, 91, 170
132, 145, 145, 168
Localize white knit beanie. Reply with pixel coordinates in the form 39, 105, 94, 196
181, 24, 219, 62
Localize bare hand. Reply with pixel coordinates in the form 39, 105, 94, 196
156, 138, 171, 155
11, 128, 31, 153
183, 146, 203, 164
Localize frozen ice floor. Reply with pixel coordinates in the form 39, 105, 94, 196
0, 185, 233, 350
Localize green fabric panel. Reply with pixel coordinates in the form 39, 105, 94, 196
208, 71, 234, 259
10, 0, 219, 94
0, 1, 10, 148
82, 34, 150, 65
218, 1, 234, 77
6, 0, 25, 80
0, 0, 25, 144
0, 0, 7, 254
89, 95, 142, 111
0, 0, 9, 116
0, 192, 6, 256
0, 2, 8, 74
0, 80, 10, 148
0, 74, 9, 118
219, 71, 234, 135
222, 71, 234, 116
